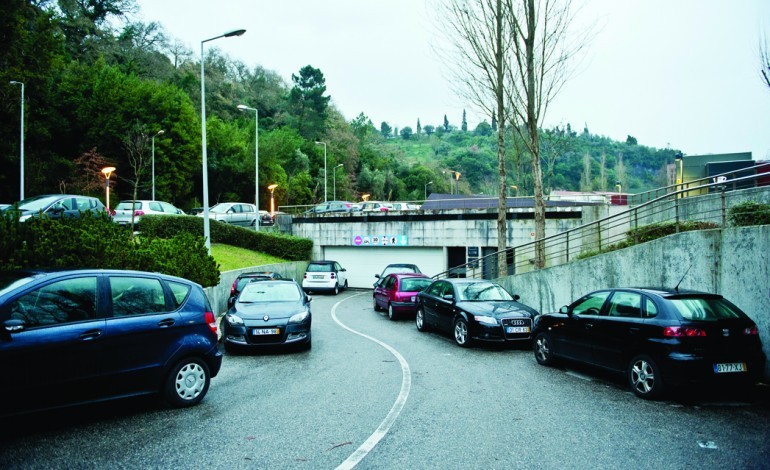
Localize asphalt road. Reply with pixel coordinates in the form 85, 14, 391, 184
2, 290, 769, 469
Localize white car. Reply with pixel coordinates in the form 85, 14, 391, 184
302, 260, 348, 295
112, 200, 185, 225
198, 202, 258, 227
358, 201, 393, 212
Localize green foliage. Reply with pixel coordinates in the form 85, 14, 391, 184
0, 211, 219, 287
728, 201, 770, 227
138, 215, 312, 261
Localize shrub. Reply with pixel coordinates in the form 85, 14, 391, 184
138, 215, 313, 261
728, 201, 770, 227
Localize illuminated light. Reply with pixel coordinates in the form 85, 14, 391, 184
663, 326, 706, 337
744, 326, 758, 335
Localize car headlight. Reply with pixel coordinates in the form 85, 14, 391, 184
226, 314, 244, 326
289, 310, 310, 324
19, 214, 31, 222
474, 315, 498, 326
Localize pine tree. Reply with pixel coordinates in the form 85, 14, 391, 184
416, 118, 422, 137
443, 114, 449, 131
461, 109, 468, 132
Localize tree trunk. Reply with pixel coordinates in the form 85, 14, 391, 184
495, 0, 508, 278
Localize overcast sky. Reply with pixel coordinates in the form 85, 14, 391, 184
135, 0, 770, 160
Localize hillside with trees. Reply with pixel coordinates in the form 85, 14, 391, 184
0, 0, 680, 211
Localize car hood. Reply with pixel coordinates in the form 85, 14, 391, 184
457, 300, 538, 318
231, 301, 306, 320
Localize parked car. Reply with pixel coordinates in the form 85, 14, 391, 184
356, 201, 393, 212
373, 273, 433, 320
0, 269, 223, 417
374, 263, 423, 287
227, 271, 283, 308
259, 210, 274, 226
197, 202, 257, 227
532, 288, 766, 399
304, 201, 354, 214
302, 260, 348, 295
390, 202, 420, 211
6, 194, 106, 222
112, 199, 185, 225
416, 279, 539, 348
222, 279, 312, 352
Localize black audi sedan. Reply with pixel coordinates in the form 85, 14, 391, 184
416, 279, 539, 347
532, 288, 766, 399
222, 280, 312, 352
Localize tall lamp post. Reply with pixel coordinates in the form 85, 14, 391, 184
201, 28, 246, 253
9, 80, 24, 200
101, 166, 116, 211
237, 104, 259, 231
332, 163, 343, 200
314, 141, 327, 202
267, 184, 278, 215
151, 129, 164, 201
424, 181, 433, 200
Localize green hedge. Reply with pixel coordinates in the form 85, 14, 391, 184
728, 201, 770, 227
137, 215, 313, 261
0, 211, 220, 287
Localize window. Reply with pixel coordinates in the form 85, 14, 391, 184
400, 278, 432, 293
668, 297, 742, 321
240, 283, 300, 302
148, 202, 163, 212
383, 276, 396, 290
10, 277, 98, 327
607, 292, 643, 318
167, 281, 191, 309
110, 277, 167, 317
572, 291, 610, 315
643, 298, 658, 318
426, 282, 444, 297
307, 263, 332, 273
457, 282, 512, 301
75, 198, 92, 211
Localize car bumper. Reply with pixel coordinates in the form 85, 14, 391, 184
302, 280, 336, 291
390, 301, 419, 314
661, 350, 766, 386
224, 321, 311, 348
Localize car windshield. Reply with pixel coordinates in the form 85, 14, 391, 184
239, 283, 301, 302
668, 297, 744, 321
236, 276, 273, 291
382, 265, 418, 276
16, 195, 59, 211
456, 282, 513, 301
400, 278, 432, 292
307, 263, 332, 273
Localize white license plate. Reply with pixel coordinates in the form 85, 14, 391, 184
713, 362, 747, 374
506, 326, 530, 334
312, 275, 324, 279
253, 328, 280, 335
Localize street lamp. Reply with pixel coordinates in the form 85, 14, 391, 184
201, 28, 246, 253
151, 129, 164, 201
9, 80, 24, 200
101, 166, 116, 211
237, 104, 259, 231
510, 185, 519, 197
333, 163, 343, 200
314, 141, 327, 202
445, 169, 460, 194
424, 181, 433, 200
267, 184, 278, 215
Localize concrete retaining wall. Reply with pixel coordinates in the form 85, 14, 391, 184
496, 224, 770, 379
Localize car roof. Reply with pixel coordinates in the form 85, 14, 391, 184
390, 273, 429, 279
0, 268, 197, 286
309, 260, 336, 264
590, 287, 723, 299
237, 271, 279, 278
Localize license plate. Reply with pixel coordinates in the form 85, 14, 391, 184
312, 275, 324, 279
713, 362, 747, 374
253, 328, 280, 335
506, 326, 530, 334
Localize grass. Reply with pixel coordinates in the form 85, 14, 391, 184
211, 244, 289, 272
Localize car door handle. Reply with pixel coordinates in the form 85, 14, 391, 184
79, 329, 102, 341
585, 323, 594, 329
629, 327, 640, 334
158, 318, 175, 328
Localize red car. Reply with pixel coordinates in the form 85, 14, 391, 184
373, 273, 433, 320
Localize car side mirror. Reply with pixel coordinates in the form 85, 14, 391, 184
559, 305, 569, 315
305, 295, 312, 303
375, 274, 381, 279
442, 294, 454, 302
512, 294, 521, 301
4, 318, 25, 333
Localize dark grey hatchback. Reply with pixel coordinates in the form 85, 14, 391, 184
0, 269, 223, 417
532, 288, 766, 399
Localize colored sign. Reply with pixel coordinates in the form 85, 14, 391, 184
352, 235, 409, 246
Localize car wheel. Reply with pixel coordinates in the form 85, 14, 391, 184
333, 283, 340, 295
416, 307, 429, 332
628, 354, 665, 399
534, 332, 556, 366
163, 358, 210, 407
388, 303, 398, 321
454, 318, 472, 348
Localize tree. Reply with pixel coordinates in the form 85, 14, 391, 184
461, 109, 468, 132
504, 0, 590, 268
579, 152, 592, 192
474, 121, 493, 136
287, 65, 330, 140
491, 111, 498, 131
424, 125, 435, 136
761, 30, 770, 90
400, 126, 413, 140
380, 121, 392, 138
416, 118, 422, 137
71, 148, 114, 196
626, 135, 638, 145
122, 123, 150, 232
443, 114, 450, 131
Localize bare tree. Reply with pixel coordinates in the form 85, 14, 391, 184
761, 31, 770, 89
436, 0, 513, 276
122, 124, 150, 232
504, 0, 590, 267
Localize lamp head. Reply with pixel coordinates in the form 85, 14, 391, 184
267, 184, 278, 191
156, 129, 165, 136
237, 104, 250, 111
101, 166, 116, 179
224, 29, 246, 37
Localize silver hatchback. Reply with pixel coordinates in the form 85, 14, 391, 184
112, 200, 185, 225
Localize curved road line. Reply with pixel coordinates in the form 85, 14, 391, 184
331, 293, 412, 470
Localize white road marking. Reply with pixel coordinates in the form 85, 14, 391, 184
331, 293, 412, 470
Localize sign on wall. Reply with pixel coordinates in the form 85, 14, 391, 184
353, 235, 409, 246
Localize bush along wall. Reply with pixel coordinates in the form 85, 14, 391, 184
728, 201, 770, 227
138, 215, 313, 261
0, 211, 220, 287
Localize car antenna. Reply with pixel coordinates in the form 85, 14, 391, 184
674, 263, 692, 292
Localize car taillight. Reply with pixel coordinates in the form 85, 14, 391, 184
230, 279, 238, 296
303, 273, 307, 279
205, 311, 217, 335
330, 272, 336, 279
744, 325, 759, 335
663, 326, 707, 337
135, 210, 145, 216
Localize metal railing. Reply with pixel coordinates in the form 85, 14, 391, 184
434, 167, 770, 281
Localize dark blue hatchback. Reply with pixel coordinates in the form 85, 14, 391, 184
0, 269, 223, 417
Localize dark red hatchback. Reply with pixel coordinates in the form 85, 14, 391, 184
532, 288, 766, 399
373, 273, 432, 320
